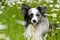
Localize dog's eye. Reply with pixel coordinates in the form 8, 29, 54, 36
30, 13, 33, 17
36, 14, 40, 16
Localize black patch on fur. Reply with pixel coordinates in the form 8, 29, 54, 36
22, 4, 31, 28
28, 13, 33, 24
37, 6, 46, 17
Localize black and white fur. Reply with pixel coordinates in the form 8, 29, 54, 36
22, 4, 49, 40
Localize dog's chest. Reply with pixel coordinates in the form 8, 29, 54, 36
26, 22, 49, 37
27, 24, 44, 37
27, 24, 39, 38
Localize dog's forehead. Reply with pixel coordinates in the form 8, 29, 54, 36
28, 8, 39, 14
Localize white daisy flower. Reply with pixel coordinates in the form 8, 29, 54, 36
56, 27, 60, 29
51, 8, 55, 12
22, 0, 25, 1
56, 21, 59, 23
16, 20, 25, 25
0, 2, 1, 5
0, 34, 6, 39
1, 6, 5, 9
27, 0, 32, 3
57, 0, 60, 4
49, 4, 53, 7
17, 1, 23, 4
51, 8, 59, 12
52, 33, 55, 36
50, 1, 54, 3
17, 7, 21, 9
12, 3, 15, 5
34, 1, 37, 3
51, 13, 57, 17
0, 24, 7, 30
55, 4, 60, 8
5, 37, 10, 40
52, 18, 56, 20
43, 4, 46, 6
56, 9, 59, 11
0, 11, 3, 14
45, 0, 52, 3
27, 0, 30, 3
44, 14, 51, 16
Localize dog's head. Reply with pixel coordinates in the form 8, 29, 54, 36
22, 4, 46, 25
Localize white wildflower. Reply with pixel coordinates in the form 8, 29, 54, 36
44, 14, 51, 16
0, 11, 3, 14
22, 0, 25, 1
56, 9, 59, 11
0, 34, 6, 39
56, 27, 60, 29
38, 0, 41, 3
12, 3, 15, 5
27, 0, 32, 3
57, 0, 60, 4
27, 0, 30, 2
34, 1, 37, 3
17, 1, 23, 4
45, 0, 52, 3
52, 18, 56, 20
49, 4, 53, 7
0, 2, 1, 5
51, 8, 55, 12
52, 33, 55, 36
5, 37, 10, 40
0, 24, 7, 30
17, 7, 21, 9
56, 21, 59, 23
50, 1, 54, 3
55, 4, 60, 8
1, 6, 5, 9
51, 8, 60, 12
43, 4, 46, 6
7, 2, 13, 7
16, 20, 25, 25
51, 13, 57, 17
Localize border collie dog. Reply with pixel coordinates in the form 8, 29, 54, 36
22, 4, 49, 40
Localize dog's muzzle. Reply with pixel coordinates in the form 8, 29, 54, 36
33, 20, 36, 23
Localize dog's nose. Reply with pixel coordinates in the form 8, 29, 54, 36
33, 20, 36, 23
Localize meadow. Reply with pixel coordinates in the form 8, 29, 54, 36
0, 0, 60, 40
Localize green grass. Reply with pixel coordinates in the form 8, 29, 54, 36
0, 0, 60, 40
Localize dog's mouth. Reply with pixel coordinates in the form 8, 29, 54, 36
31, 23, 37, 28
31, 20, 41, 27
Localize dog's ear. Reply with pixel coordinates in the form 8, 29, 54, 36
37, 6, 46, 12
22, 4, 31, 14
37, 6, 46, 17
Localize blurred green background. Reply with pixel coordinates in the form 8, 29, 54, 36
0, 0, 60, 40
